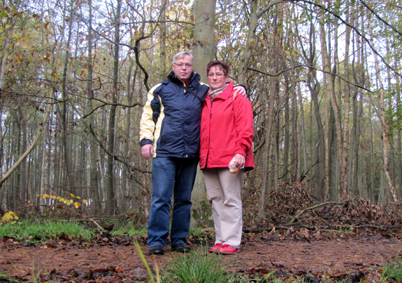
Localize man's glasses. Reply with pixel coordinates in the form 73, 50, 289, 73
174, 62, 193, 68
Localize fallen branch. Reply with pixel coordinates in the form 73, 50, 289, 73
287, 201, 339, 225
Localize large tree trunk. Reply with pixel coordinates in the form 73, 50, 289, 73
192, 0, 216, 79
191, 0, 216, 226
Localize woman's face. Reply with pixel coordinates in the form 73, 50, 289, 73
207, 65, 229, 90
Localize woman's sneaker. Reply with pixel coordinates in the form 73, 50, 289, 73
216, 244, 239, 255
209, 243, 222, 253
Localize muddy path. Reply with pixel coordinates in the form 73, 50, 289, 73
1, 234, 401, 282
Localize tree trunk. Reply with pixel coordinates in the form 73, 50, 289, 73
61, 0, 75, 194
160, 0, 168, 81
0, 0, 20, 89
301, 21, 325, 200
340, 1, 352, 199
105, 0, 122, 215
259, 12, 281, 217
191, 0, 216, 227
238, 0, 257, 84
85, 0, 101, 214
319, 10, 346, 200
369, 23, 398, 202
283, 89, 290, 183
192, 0, 216, 79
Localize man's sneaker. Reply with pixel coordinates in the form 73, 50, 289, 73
216, 244, 239, 255
149, 245, 164, 255
209, 243, 222, 253
171, 244, 191, 253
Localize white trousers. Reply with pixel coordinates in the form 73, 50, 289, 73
203, 168, 244, 249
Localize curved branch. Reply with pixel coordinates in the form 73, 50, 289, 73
248, 65, 304, 77
360, 0, 402, 37
0, 103, 51, 188
258, 0, 287, 17
81, 99, 143, 119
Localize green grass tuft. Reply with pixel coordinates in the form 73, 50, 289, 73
163, 247, 236, 282
381, 261, 402, 282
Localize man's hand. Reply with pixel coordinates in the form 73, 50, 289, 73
233, 85, 247, 97
141, 144, 154, 160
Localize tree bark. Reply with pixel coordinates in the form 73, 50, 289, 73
61, 0, 75, 194
191, 0, 216, 226
105, 0, 122, 215
85, 0, 101, 214
238, 0, 257, 85
369, 22, 398, 202
160, 0, 168, 81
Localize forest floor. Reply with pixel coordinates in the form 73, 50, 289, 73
3, 185, 402, 282
1, 230, 402, 282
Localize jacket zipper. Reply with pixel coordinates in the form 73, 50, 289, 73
206, 98, 213, 167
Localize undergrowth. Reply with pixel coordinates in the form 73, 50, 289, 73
0, 218, 92, 241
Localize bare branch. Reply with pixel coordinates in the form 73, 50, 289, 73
265, 0, 402, 79
80, 98, 143, 119
248, 64, 374, 93
360, 0, 402, 37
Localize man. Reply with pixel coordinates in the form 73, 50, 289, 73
139, 51, 245, 255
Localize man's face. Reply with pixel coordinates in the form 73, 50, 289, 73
172, 55, 193, 82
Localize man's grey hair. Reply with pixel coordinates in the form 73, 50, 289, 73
172, 51, 194, 64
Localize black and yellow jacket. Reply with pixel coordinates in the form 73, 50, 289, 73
139, 71, 209, 159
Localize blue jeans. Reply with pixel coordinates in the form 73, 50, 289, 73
147, 157, 198, 248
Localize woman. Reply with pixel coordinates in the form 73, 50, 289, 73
200, 60, 254, 255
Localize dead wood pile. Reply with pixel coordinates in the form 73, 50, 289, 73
242, 182, 402, 232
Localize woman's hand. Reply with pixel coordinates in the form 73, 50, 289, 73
233, 153, 245, 168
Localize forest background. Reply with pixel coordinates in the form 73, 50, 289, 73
0, 0, 401, 227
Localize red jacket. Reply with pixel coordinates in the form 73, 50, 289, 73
200, 81, 254, 170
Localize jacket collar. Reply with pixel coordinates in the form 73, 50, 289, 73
208, 81, 234, 100
168, 71, 200, 87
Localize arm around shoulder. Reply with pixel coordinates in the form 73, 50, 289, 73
233, 93, 254, 156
